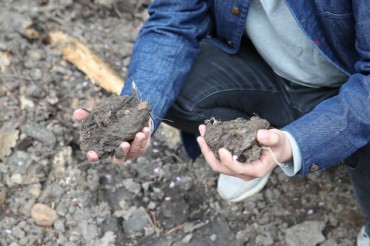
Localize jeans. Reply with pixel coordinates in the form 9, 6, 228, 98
165, 38, 370, 235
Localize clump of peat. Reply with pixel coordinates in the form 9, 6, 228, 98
79, 93, 151, 159
204, 116, 270, 162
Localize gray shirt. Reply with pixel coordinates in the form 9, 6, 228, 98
245, 0, 348, 88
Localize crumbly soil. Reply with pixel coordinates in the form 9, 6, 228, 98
205, 117, 270, 162
80, 94, 151, 159
0, 1, 364, 246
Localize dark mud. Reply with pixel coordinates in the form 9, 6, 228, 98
80, 94, 151, 159
205, 117, 270, 162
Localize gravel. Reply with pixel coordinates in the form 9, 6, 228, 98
0, 0, 363, 245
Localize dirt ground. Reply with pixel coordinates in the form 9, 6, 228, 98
0, 1, 364, 245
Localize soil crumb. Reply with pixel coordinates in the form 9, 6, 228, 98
204, 116, 270, 162
80, 93, 151, 159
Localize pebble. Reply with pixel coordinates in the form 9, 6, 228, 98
21, 122, 56, 147
122, 207, 150, 234
182, 234, 193, 244
10, 173, 23, 185
54, 219, 65, 232
31, 203, 59, 227
210, 234, 217, 241
122, 179, 141, 194
29, 184, 42, 199
147, 201, 156, 210
285, 221, 326, 246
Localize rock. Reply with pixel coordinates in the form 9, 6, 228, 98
54, 219, 65, 232
0, 122, 19, 159
182, 234, 193, 244
210, 234, 217, 241
122, 207, 150, 234
10, 173, 23, 185
21, 122, 56, 147
285, 221, 326, 246
122, 178, 141, 195
31, 203, 58, 227
98, 231, 116, 246
29, 184, 42, 199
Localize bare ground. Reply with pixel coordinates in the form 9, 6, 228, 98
0, 1, 363, 245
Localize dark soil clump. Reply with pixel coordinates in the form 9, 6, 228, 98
204, 116, 270, 162
80, 93, 151, 159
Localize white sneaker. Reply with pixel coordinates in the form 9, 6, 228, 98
217, 171, 272, 203
357, 226, 370, 246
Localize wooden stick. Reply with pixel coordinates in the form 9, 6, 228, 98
48, 31, 124, 94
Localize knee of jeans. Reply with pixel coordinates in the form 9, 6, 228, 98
166, 101, 205, 122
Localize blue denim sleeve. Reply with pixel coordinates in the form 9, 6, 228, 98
120, 0, 211, 133
282, 2, 370, 176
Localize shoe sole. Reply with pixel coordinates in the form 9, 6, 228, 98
226, 172, 272, 203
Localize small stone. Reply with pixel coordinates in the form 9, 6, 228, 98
182, 234, 193, 244
122, 178, 141, 194
31, 203, 58, 227
29, 184, 42, 199
210, 234, 217, 241
54, 220, 65, 232
285, 221, 326, 246
30, 68, 43, 81
122, 207, 150, 233
10, 173, 23, 185
147, 201, 156, 210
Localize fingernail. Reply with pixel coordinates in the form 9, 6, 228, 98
87, 151, 98, 160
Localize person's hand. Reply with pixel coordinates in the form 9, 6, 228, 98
197, 124, 293, 181
73, 108, 152, 164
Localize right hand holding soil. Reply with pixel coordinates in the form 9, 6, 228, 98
73, 108, 151, 164
197, 124, 293, 181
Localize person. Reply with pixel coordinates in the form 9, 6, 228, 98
73, 0, 370, 244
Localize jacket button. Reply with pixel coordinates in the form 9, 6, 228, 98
231, 7, 240, 15
309, 164, 319, 172
226, 40, 233, 46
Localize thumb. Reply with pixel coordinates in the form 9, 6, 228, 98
257, 129, 280, 146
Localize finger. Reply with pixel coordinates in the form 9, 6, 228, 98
218, 148, 237, 167
219, 148, 274, 178
86, 151, 99, 162
218, 148, 248, 173
217, 148, 260, 180
142, 127, 151, 140
140, 127, 151, 149
198, 124, 206, 137
112, 142, 130, 164
197, 136, 227, 173
126, 132, 146, 157
73, 109, 90, 121
257, 129, 280, 146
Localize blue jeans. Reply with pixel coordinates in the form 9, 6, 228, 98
165, 38, 370, 235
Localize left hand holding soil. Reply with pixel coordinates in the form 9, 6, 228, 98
197, 124, 293, 181
73, 94, 152, 164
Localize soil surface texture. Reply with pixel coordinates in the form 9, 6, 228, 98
0, 1, 364, 246
205, 117, 270, 163
80, 94, 151, 159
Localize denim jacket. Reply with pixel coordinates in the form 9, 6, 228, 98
121, 0, 370, 176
